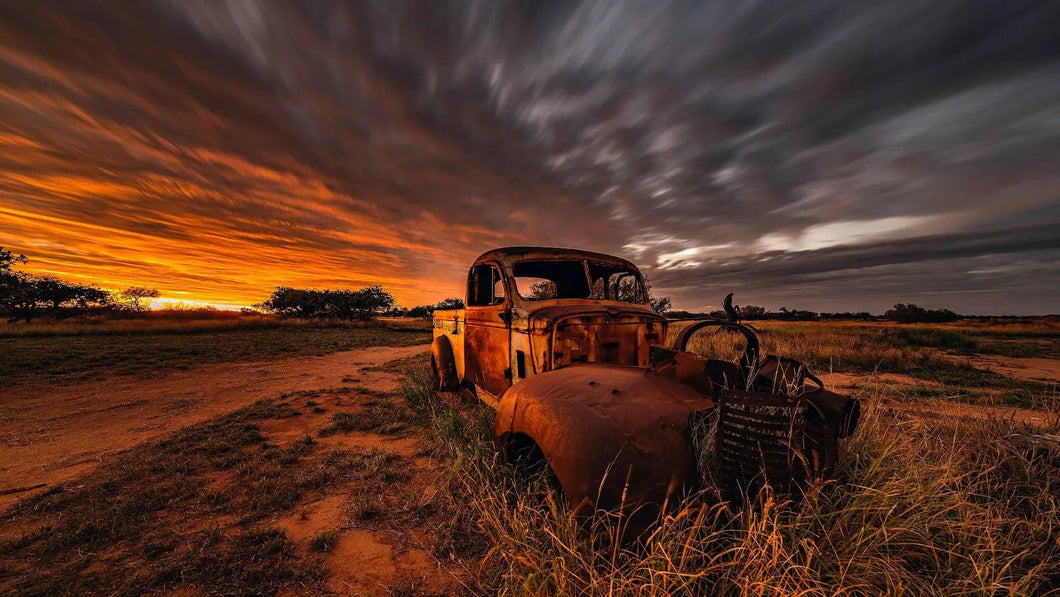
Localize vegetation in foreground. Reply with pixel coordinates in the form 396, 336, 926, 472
401, 364, 1060, 596
0, 399, 332, 595
0, 383, 450, 596
0, 315, 430, 384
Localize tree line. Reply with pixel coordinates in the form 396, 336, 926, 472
1, 247, 160, 322
666, 302, 960, 323
3, 246, 962, 324
1, 247, 467, 323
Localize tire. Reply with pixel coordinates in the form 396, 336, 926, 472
430, 336, 460, 391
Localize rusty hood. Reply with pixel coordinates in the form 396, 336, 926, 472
521, 303, 667, 371
494, 363, 712, 521
522, 302, 663, 331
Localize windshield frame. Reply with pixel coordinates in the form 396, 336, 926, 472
510, 258, 649, 305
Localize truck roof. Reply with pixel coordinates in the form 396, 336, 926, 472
473, 246, 640, 270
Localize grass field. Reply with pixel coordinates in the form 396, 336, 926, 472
1, 317, 1059, 595
400, 364, 1060, 596
0, 313, 431, 385
675, 319, 1060, 409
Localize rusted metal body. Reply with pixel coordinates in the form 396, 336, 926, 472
432, 247, 860, 523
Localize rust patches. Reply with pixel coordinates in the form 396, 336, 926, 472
434, 247, 861, 532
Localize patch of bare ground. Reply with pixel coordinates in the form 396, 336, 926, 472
821, 371, 1060, 426
0, 344, 428, 510
0, 359, 470, 596
941, 353, 1060, 384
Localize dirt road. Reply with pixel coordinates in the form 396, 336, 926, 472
0, 343, 430, 510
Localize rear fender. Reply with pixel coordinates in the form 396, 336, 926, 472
430, 336, 460, 391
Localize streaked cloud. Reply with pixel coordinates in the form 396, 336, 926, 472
0, 1, 1057, 313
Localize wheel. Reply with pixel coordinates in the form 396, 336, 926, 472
430, 336, 460, 391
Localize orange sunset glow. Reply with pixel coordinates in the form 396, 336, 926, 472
1, 2, 1058, 313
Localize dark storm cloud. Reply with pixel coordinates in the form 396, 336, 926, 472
0, 1, 1057, 312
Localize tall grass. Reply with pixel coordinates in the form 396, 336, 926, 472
402, 366, 1060, 595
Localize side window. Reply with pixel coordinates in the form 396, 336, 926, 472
492, 275, 506, 305
467, 264, 506, 306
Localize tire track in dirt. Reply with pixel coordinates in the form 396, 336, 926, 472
0, 343, 430, 510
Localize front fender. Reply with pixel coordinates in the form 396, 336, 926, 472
494, 364, 713, 518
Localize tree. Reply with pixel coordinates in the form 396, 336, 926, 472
0, 247, 34, 321
741, 305, 767, 319
35, 278, 111, 314
121, 287, 161, 312
261, 286, 395, 320
883, 303, 959, 323
0, 247, 26, 272
325, 286, 395, 320
1, 249, 113, 320
407, 305, 434, 319
649, 295, 672, 314
435, 297, 464, 310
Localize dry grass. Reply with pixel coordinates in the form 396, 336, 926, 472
673, 320, 1059, 409
401, 363, 1060, 596
0, 317, 431, 384
3, 321, 1058, 595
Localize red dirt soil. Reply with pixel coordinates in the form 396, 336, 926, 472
0, 344, 429, 511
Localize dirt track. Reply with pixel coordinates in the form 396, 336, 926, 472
820, 371, 1059, 426
0, 343, 430, 510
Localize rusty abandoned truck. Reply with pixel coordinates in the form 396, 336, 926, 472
431, 247, 860, 521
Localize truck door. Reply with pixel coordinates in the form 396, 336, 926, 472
464, 262, 511, 398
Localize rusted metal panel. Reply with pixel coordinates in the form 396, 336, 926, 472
495, 363, 714, 527
432, 309, 465, 380
452, 247, 664, 395
464, 308, 511, 398
472, 246, 642, 274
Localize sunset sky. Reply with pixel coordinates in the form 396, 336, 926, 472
1, 1, 1058, 314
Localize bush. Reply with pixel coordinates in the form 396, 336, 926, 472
261, 286, 395, 320
884, 303, 960, 323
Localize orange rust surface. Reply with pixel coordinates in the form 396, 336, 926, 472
433, 247, 860, 528
494, 364, 713, 523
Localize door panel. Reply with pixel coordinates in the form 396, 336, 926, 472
465, 310, 511, 396
464, 262, 511, 397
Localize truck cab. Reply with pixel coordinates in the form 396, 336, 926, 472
431, 246, 667, 405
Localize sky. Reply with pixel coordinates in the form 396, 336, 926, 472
1, 1, 1058, 314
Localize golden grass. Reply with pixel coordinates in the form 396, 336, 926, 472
402, 364, 1060, 596
671, 320, 1059, 409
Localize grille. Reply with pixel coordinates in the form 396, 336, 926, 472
691, 390, 830, 497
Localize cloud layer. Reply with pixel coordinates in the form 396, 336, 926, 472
1, 1, 1057, 313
